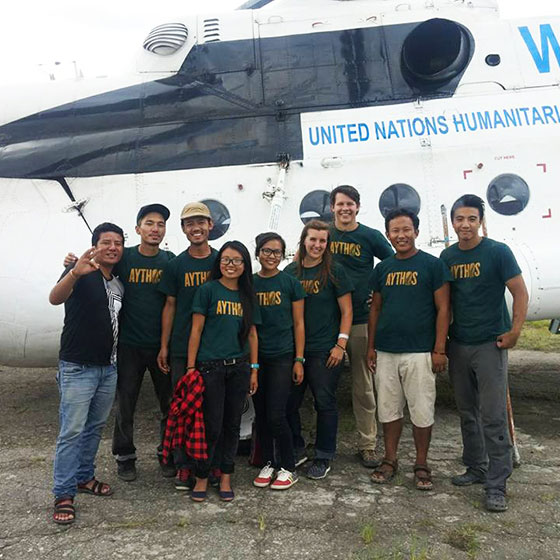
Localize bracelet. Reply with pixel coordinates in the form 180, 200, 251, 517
186, 366, 196, 371
250, 363, 260, 370
294, 356, 305, 364
338, 333, 349, 340
335, 343, 346, 352
70, 269, 79, 280
432, 351, 446, 355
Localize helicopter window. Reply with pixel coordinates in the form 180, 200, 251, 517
486, 174, 530, 216
201, 199, 231, 240
299, 190, 333, 224
378, 184, 421, 218
401, 19, 472, 89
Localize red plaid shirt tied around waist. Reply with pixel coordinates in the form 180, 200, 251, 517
162, 369, 208, 462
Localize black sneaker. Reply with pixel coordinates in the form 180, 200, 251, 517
175, 468, 195, 491
117, 459, 137, 482
451, 469, 486, 486
158, 455, 177, 478
306, 459, 331, 480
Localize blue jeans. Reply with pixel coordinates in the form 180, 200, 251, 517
53, 361, 117, 499
287, 352, 343, 460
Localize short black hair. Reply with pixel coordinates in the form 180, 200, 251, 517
329, 185, 360, 207
254, 232, 286, 258
91, 223, 125, 246
451, 194, 485, 220
385, 208, 419, 232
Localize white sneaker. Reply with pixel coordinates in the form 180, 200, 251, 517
253, 462, 275, 488
270, 468, 298, 490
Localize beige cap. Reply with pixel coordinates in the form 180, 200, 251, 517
180, 202, 212, 220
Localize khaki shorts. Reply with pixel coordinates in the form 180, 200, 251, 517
374, 351, 436, 428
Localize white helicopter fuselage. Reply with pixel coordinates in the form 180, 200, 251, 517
0, 0, 559, 366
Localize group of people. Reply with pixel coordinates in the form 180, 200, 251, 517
48, 185, 528, 525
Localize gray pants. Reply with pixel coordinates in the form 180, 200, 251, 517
448, 340, 512, 491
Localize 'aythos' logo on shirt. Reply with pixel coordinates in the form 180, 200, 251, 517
128, 268, 163, 284
330, 241, 361, 257
216, 300, 244, 316
450, 262, 481, 279
301, 279, 320, 294
184, 270, 211, 287
385, 271, 418, 286
256, 291, 282, 306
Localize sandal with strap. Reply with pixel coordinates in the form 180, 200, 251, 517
53, 498, 76, 525
371, 458, 398, 484
413, 464, 433, 491
77, 478, 114, 497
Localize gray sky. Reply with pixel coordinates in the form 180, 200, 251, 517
0, 0, 559, 81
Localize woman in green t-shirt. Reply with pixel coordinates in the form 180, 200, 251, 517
252, 232, 306, 491
187, 241, 260, 503
285, 220, 353, 481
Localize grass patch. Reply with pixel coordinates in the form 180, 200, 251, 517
446, 524, 481, 558
258, 514, 266, 532
540, 493, 557, 503
176, 517, 189, 528
360, 522, 377, 545
517, 320, 560, 352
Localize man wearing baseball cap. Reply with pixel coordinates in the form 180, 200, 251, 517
111, 203, 177, 482
157, 201, 218, 490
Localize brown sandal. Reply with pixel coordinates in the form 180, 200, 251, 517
53, 498, 75, 525
77, 478, 113, 496
371, 458, 398, 484
413, 464, 433, 491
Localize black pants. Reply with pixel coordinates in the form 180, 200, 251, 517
287, 352, 343, 461
112, 343, 173, 461
195, 360, 250, 478
253, 353, 295, 472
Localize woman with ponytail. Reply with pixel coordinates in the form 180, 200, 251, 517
285, 220, 354, 480
186, 241, 261, 502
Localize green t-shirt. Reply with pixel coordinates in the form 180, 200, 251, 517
192, 280, 262, 362
330, 223, 393, 325
285, 261, 353, 353
158, 248, 218, 358
440, 238, 522, 345
114, 246, 175, 348
371, 250, 452, 353
253, 271, 307, 358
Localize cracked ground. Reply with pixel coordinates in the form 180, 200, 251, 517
0, 350, 559, 560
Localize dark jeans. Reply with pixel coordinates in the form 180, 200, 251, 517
253, 353, 295, 472
287, 352, 343, 460
195, 360, 250, 478
112, 344, 172, 462
448, 340, 512, 491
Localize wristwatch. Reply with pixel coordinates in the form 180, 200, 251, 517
294, 356, 305, 364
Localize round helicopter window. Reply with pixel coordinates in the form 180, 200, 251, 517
486, 174, 530, 216
378, 184, 421, 218
299, 190, 333, 224
201, 199, 231, 240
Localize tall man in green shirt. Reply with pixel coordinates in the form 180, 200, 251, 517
112, 204, 176, 482
441, 194, 528, 513
329, 185, 394, 467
